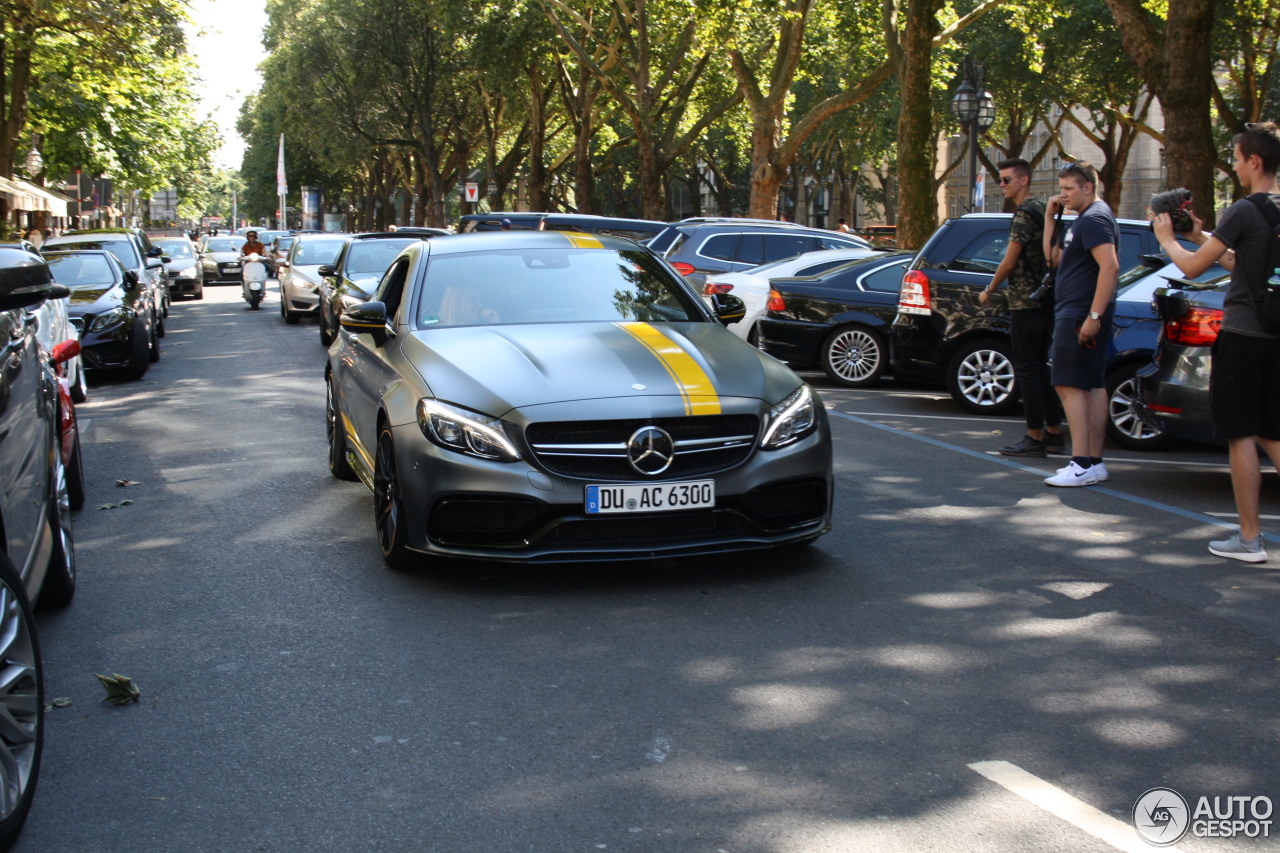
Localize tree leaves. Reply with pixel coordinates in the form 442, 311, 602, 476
95, 673, 142, 705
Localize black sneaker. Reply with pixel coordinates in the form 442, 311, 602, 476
1043, 432, 1065, 454
1000, 435, 1047, 457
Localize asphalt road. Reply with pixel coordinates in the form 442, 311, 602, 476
21, 282, 1280, 852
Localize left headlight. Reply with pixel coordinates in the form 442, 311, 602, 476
416, 399, 521, 461
176, 266, 197, 278
760, 385, 818, 449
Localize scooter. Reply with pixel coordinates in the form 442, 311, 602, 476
241, 253, 268, 309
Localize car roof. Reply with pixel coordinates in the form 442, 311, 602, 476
427, 230, 640, 256
351, 230, 443, 240
954, 212, 1153, 228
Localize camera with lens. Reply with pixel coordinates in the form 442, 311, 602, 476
1149, 188, 1194, 232
1029, 269, 1055, 304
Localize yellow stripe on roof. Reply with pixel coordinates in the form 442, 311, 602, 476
616, 322, 721, 415
561, 232, 604, 249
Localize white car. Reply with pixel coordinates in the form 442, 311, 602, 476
701, 247, 880, 343
278, 233, 350, 323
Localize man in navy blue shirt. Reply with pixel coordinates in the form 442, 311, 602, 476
1041, 162, 1119, 487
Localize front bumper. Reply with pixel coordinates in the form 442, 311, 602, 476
169, 275, 201, 294
69, 315, 142, 370
282, 279, 319, 314
384, 412, 833, 563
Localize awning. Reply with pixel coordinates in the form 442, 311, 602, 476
0, 177, 71, 216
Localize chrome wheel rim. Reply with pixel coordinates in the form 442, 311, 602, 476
374, 434, 401, 555
956, 348, 1015, 407
1110, 376, 1162, 442
828, 328, 882, 383
0, 581, 40, 820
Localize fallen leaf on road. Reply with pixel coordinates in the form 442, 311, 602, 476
115, 479, 141, 487
97, 500, 135, 510
95, 673, 141, 705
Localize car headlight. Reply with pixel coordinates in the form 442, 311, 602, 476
760, 385, 817, 449
176, 266, 197, 278
416, 399, 521, 461
88, 307, 128, 332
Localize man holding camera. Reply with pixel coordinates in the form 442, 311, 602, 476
980, 158, 1064, 457
1041, 162, 1119, 487
1154, 121, 1280, 562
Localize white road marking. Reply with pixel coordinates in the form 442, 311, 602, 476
845, 410, 1019, 424
1206, 512, 1280, 520
968, 761, 1187, 853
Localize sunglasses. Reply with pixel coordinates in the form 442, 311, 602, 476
998, 176, 1015, 185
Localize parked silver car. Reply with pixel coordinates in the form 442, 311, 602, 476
279, 233, 350, 323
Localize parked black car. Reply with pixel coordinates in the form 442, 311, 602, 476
0, 247, 80, 849
43, 227, 170, 331
890, 212, 1190, 421
317, 232, 422, 345
45, 250, 159, 379
759, 252, 915, 387
151, 236, 204, 300
1137, 275, 1231, 446
655, 221, 873, 289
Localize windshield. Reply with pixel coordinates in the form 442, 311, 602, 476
346, 239, 415, 275
155, 240, 193, 259
46, 253, 118, 288
205, 238, 241, 252
47, 238, 139, 269
415, 247, 703, 328
293, 240, 347, 266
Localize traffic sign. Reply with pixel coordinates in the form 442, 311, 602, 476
465, 182, 479, 203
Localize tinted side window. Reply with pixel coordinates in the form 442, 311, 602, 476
951, 231, 1008, 273
761, 234, 816, 264
862, 262, 908, 293
700, 233, 743, 263
817, 235, 868, 250
735, 234, 764, 266
376, 256, 412, 319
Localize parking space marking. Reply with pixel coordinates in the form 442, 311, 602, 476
830, 409, 1279, 543
968, 761, 1185, 853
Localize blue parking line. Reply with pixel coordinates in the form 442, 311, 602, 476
829, 409, 1280, 544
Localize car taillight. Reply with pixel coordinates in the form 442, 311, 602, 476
671, 262, 696, 276
703, 281, 733, 295
1164, 306, 1222, 347
766, 289, 786, 312
898, 269, 931, 315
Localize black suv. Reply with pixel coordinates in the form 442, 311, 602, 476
317, 232, 429, 345
655, 221, 873, 288
0, 248, 80, 848
890, 212, 1174, 415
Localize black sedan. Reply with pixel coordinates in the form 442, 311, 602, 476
45, 250, 159, 379
317, 232, 422, 346
1137, 274, 1231, 445
758, 252, 914, 387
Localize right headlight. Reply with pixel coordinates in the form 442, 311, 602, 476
88, 307, 128, 332
416, 399, 521, 461
760, 385, 817, 449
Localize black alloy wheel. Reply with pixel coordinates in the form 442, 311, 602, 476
326, 379, 357, 481
0, 552, 43, 849
374, 428, 415, 570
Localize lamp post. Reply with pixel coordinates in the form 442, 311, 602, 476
950, 57, 996, 213
23, 146, 43, 180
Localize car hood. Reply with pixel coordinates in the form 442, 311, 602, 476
65, 285, 124, 315
206, 250, 241, 261
400, 321, 802, 416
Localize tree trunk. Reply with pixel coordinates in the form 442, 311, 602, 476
747, 114, 785, 219
526, 67, 548, 211
894, 0, 943, 250
636, 129, 665, 220
1163, 0, 1216, 223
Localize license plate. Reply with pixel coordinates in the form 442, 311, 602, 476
225, 264, 240, 270
585, 480, 714, 514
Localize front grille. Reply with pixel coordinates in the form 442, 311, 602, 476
526, 415, 759, 481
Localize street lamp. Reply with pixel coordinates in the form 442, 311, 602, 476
950, 57, 996, 212
23, 146, 42, 179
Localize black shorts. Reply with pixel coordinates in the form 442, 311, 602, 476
1210, 330, 1280, 440
1050, 316, 1109, 389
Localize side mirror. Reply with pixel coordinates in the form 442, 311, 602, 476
123, 270, 140, 289
317, 264, 336, 277
0, 263, 66, 311
145, 258, 164, 269
340, 301, 390, 344
711, 293, 746, 326
160, 255, 172, 263
52, 338, 80, 367
147, 247, 163, 258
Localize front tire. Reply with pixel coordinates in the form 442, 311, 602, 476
326, 379, 357, 481
65, 419, 85, 512
821, 325, 887, 387
0, 552, 43, 849
70, 360, 87, 404
374, 428, 416, 571
1107, 361, 1167, 450
946, 338, 1020, 414
37, 439, 76, 608
123, 316, 150, 380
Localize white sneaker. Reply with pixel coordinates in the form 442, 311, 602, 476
1045, 461, 1098, 487
1093, 462, 1109, 482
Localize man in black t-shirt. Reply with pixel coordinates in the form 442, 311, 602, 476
1155, 121, 1280, 563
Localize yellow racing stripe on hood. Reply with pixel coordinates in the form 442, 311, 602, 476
561, 232, 604, 249
616, 322, 721, 415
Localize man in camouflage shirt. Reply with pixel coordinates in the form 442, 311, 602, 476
979, 158, 1064, 456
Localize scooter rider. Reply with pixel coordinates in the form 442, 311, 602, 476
240, 230, 267, 258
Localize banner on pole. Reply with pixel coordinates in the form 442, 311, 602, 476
276, 134, 287, 197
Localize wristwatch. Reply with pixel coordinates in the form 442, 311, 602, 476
1088, 311, 1101, 320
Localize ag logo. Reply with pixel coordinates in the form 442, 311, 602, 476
1133, 787, 1190, 846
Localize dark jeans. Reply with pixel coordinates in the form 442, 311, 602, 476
1010, 307, 1062, 431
